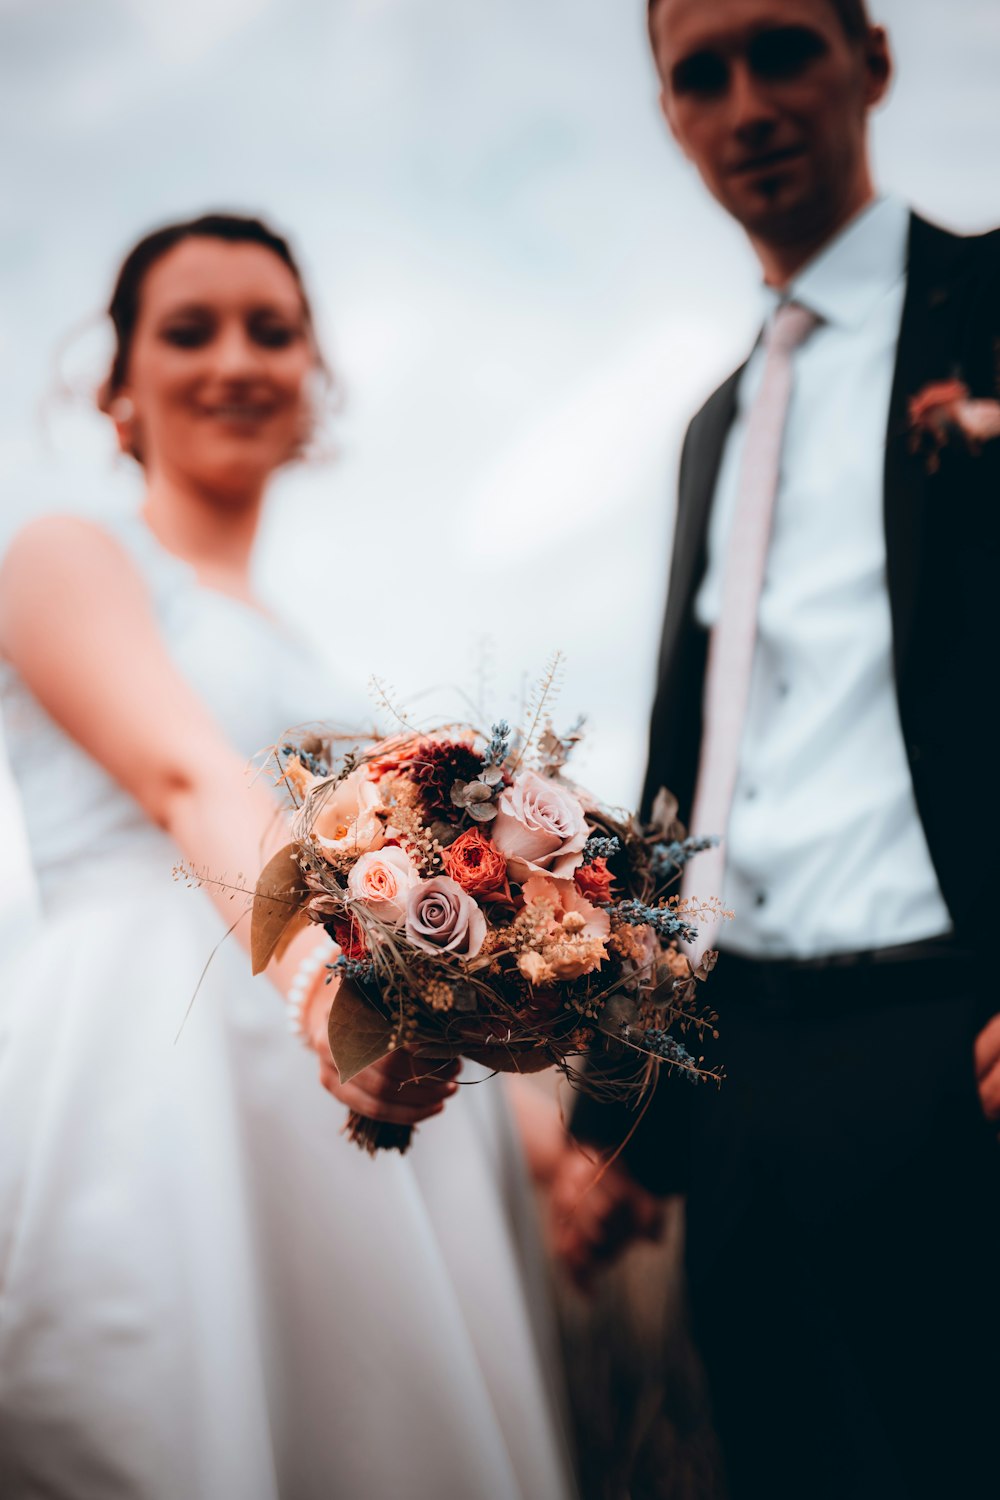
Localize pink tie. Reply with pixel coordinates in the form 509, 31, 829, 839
683, 301, 819, 958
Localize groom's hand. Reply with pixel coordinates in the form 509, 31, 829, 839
550, 1144, 665, 1290
975, 1013, 1000, 1121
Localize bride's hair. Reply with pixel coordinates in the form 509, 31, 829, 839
97, 212, 335, 461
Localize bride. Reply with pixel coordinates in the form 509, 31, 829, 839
0, 212, 577, 1500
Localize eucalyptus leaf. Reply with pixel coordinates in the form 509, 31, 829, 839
602, 991, 639, 1029
694, 950, 719, 982
463, 1044, 554, 1074
327, 977, 395, 1083
251, 844, 309, 975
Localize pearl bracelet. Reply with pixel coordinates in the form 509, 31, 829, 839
286, 941, 332, 1015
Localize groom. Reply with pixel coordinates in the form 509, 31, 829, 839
563, 2, 1000, 1496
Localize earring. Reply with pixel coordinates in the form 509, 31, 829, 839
107, 394, 142, 462
108, 395, 135, 423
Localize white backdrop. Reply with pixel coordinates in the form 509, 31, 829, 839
2, 0, 998, 928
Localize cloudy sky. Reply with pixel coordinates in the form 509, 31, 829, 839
2, 0, 998, 920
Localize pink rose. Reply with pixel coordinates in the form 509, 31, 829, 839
406, 876, 487, 959
347, 845, 421, 927
491, 769, 588, 881
313, 767, 386, 860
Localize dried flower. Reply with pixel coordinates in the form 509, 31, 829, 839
649, 836, 719, 882
423, 979, 455, 1012
385, 739, 482, 820
522, 875, 609, 942
544, 935, 608, 982
282, 753, 319, 802
582, 836, 621, 864
518, 950, 556, 987
450, 775, 501, 823
481, 721, 511, 769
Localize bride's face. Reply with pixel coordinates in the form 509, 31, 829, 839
120, 237, 318, 497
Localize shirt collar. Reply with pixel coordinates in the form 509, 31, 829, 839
761, 193, 911, 331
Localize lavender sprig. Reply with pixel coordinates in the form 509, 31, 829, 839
633, 1026, 701, 1081
481, 721, 511, 770
607, 897, 699, 945
583, 835, 621, 865
650, 835, 719, 881
281, 743, 330, 779
329, 956, 377, 986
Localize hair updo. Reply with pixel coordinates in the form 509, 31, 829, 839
97, 211, 333, 461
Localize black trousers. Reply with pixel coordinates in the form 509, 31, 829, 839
632, 944, 1000, 1500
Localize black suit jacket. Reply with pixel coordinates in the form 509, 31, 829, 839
572, 213, 1000, 1164
642, 212, 1000, 963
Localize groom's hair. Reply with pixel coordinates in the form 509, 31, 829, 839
647, 0, 874, 45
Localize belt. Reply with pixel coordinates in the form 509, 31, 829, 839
710, 935, 974, 1016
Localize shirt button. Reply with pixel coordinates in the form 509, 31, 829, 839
745, 786, 758, 801
777, 680, 790, 699
755, 890, 768, 908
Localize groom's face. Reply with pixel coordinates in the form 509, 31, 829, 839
651, 0, 891, 251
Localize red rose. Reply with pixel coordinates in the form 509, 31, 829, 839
330, 915, 368, 963
443, 828, 510, 902
574, 857, 614, 906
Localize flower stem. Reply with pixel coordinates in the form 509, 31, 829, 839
344, 1111, 415, 1156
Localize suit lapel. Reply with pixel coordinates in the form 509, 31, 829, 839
884, 214, 968, 690
643, 368, 742, 818
658, 368, 742, 679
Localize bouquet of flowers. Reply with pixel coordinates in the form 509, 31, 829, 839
253, 686, 726, 1154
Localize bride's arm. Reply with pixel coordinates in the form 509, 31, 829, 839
0, 516, 455, 1127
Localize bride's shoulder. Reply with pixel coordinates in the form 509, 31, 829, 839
0, 515, 149, 643
2, 512, 137, 572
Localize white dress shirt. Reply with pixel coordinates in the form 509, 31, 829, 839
694, 194, 952, 958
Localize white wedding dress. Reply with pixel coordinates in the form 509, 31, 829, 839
0, 515, 577, 1500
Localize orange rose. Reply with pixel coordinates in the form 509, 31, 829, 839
574, 857, 614, 906
443, 828, 511, 902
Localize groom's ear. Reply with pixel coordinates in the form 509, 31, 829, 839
861, 25, 893, 110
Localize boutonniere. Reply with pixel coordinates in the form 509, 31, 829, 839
908, 379, 1000, 473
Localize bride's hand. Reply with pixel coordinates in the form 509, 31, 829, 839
318, 1047, 462, 1126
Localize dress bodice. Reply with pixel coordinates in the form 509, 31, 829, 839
0, 515, 347, 904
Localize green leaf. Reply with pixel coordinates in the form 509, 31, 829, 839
251, 844, 309, 975
327, 977, 395, 1083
